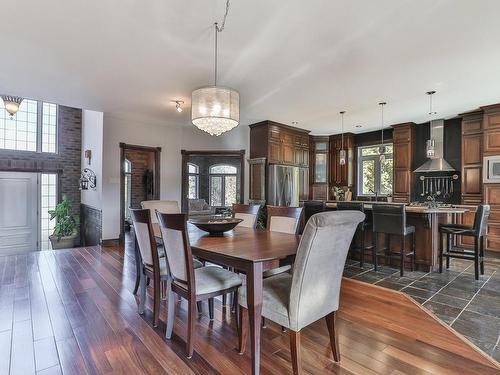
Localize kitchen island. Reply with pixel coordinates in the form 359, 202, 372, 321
324, 201, 470, 272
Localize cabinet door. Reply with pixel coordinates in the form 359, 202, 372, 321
462, 167, 482, 195
458, 207, 477, 247
269, 126, 281, 142
282, 143, 295, 164
394, 143, 411, 169
269, 140, 282, 163
484, 129, 500, 154
393, 127, 411, 143
280, 131, 294, 145
462, 134, 482, 165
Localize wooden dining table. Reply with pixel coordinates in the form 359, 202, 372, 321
153, 223, 301, 375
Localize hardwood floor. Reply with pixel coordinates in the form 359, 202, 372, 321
0, 242, 499, 374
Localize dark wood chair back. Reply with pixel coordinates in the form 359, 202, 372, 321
232, 203, 261, 228
130, 208, 160, 271
266, 206, 304, 234
336, 201, 364, 212
303, 200, 325, 223
372, 204, 406, 235
156, 212, 195, 293
473, 204, 490, 237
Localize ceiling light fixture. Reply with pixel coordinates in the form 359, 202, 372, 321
355, 125, 362, 128
426, 90, 437, 158
191, 0, 239, 136
339, 111, 346, 165
172, 100, 184, 113
1, 95, 23, 117
378, 102, 387, 162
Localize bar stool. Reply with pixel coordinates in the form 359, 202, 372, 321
337, 201, 374, 268
372, 204, 416, 276
303, 200, 326, 224
438, 204, 490, 280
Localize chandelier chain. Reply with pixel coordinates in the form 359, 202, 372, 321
214, 0, 231, 86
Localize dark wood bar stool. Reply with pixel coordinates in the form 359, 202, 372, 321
438, 204, 490, 280
372, 204, 416, 276
336, 201, 374, 268
303, 200, 326, 224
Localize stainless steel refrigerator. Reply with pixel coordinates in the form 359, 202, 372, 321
268, 164, 309, 206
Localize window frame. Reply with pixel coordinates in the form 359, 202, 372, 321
187, 162, 199, 199
209, 164, 238, 207
39, 172, 58, 250
356, 143, 393, 197
0, 98, 58, 154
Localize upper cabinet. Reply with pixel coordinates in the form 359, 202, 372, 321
329, 133, 354, 187
483, 104, 500, 154
391, 123, 415, 203
249, 121, 310, 167
460, 110, 483, 203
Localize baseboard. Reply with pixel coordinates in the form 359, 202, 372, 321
101, 238, 120, 246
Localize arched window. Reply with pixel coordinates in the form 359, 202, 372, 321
188, 163, 199, 199
209, 164, 238, 207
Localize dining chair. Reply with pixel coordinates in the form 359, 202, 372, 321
232, 203, 261, 228
156, 212, 242, 358
238, 211, 365, 374
130, 208, 166, 327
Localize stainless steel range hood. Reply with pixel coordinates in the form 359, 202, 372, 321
414, 119, 455, 172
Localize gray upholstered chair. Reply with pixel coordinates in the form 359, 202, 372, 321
156, 212, 242, 358
238, 211, 365, 374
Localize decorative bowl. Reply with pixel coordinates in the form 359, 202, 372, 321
189, 217, 243, 235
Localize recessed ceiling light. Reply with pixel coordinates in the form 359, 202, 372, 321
291, 121, 298, 125
355, 125, 362, 128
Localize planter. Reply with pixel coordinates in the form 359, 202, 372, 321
49, 232, 78, 250
386, 197, 393, 203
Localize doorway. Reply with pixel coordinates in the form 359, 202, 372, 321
119, 143, 161, 244
0, 172, 39, 255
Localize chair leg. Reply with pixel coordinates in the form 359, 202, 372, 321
208, 298, 214, 320
373, 232, 378, 271
262, 317, 267, 328
474, 237, 479, 281
231, 291, 238, 314
166, 281, 175, 339
289, 330, 303, 375
325, 311, 340, 362
400, 236, 405, 277
360, 226, 365, 268
439, 232, 443, 273
238, 305, 248, 354
153, 275, 161, 327
161, 280, 167, 300
138, 270, 146, 314
187, 297, 196, 358
386, 233, 391, 268
480, 236, 485, 275
222, 294, 227, 306
196, 301, 203, 314
133, 239, 141, 295
411, 232, 416, 272
446, 234, 451, 269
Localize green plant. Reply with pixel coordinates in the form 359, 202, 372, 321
331, 185, 345, 200
49, 195, 79, 240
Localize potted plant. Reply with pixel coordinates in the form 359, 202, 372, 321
49, 195, 79, 249
386, 194, 393, 203
331, 185, 345, 201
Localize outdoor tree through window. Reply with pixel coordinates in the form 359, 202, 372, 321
209, 164, 238, 207
357, 144, 393, 196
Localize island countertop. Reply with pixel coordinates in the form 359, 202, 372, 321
324, 201, 470, 215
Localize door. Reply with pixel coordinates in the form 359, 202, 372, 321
0, 172, 39, 255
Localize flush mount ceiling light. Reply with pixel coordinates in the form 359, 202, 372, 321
339, 111, 346, 165
378, 102, 387, 162
191, 0, 239, 136
171, 100, 184, 113
1, 95, 23, 117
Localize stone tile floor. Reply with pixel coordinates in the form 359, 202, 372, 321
343, 257, 500, 362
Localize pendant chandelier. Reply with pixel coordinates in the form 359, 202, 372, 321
378, 102, 387, 162
191, 0, 239, 136
339, 111, 346, 165
1, 95, 23, 117
426, 90, 437, 158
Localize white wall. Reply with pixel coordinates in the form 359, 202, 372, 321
101, 113, 249, 240
80, 110, 104, 209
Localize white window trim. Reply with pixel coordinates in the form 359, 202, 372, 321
356, 144, 393, 197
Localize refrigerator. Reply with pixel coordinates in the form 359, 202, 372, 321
268, 164, 309, 206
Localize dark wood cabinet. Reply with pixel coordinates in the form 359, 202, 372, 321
329, 133, 354, 187
250, 121, 310, 167
310, 136, 329, 200
460, 110, 483, 203
391, 123, 415, 203
484, 184, 500, 252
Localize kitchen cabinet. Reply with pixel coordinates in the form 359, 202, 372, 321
310, 136, 329, 200
392, 123, 415, 203
484, 184, 500, 252
250, 121, 310, 167
461, 110, 483, 202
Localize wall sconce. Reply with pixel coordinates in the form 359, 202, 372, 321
84, 149, 92, 165
79, 168, 97, 190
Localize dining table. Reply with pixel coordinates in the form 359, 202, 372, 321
152, 223, 301, 375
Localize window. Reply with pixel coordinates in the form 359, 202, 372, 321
188, 163, 199, 199
357, 144, 393, 196
209, 164, 238, 207
124, 159, 132, 220
40, 173, 57, 250
0, 98, 57, 153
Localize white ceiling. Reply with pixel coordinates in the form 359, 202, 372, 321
1, 0, 500, 134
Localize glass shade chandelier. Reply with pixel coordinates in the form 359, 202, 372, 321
191, 1, 239, 136
339, 111, 346, 165
1, 95, 23, 117
378, 102, 387, 162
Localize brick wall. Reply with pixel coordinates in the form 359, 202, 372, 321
124, 149, 156, 209
0, 105, 82, 241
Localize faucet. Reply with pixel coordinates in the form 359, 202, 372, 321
369, 188, 379, 202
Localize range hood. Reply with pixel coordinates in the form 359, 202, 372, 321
414, 119, 455, 172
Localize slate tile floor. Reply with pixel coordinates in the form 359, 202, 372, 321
343, 257, 500, 362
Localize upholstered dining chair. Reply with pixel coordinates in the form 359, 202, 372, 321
238, 211, 365, 374
141, 200, 180, 221
156, 212, 242, 358
130, 208, 167, 327
232, 203, 261, 228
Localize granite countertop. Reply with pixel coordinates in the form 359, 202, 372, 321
324, 201, 470, 214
